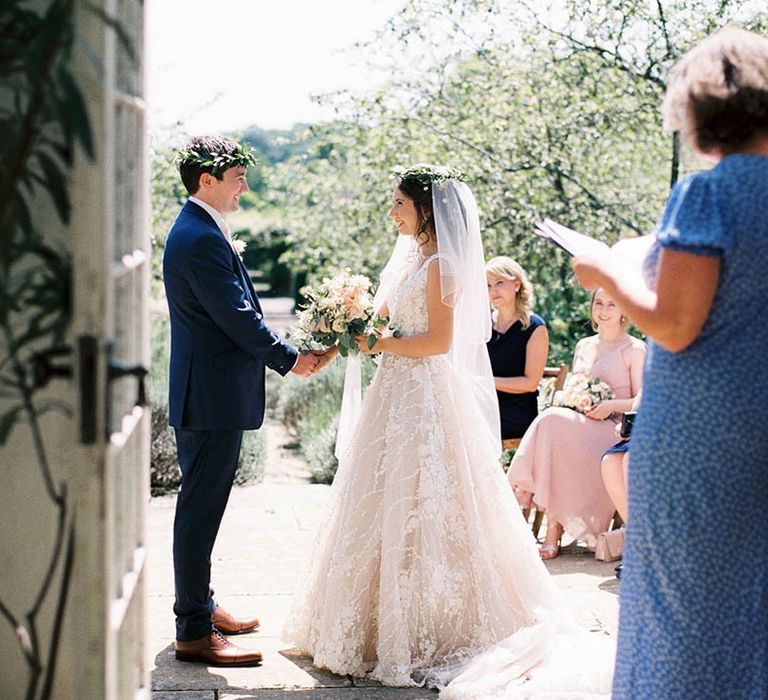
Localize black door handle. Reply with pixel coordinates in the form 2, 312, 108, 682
107, 360, 149, 407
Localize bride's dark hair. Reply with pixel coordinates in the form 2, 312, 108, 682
396, 177, 435, 248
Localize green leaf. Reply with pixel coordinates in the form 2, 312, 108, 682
338, 343, 348, 358
366, 334, 377, 350
57, 67, 94, 160
36, 150, 70, 223
0, 405, 24, 445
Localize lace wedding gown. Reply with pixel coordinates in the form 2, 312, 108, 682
283, 256, 613, 697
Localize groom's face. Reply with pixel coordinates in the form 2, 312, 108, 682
201, 166, 249, 214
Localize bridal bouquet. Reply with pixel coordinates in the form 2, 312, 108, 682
288, 270, 393, 357
553, 373, 614, 413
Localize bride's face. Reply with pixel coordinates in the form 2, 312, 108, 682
388, 187, 419, 236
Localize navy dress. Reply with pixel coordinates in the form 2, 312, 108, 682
613, 154, 768, 699
486, 313, 546, 440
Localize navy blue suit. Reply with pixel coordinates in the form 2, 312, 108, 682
163, 200, 297, 640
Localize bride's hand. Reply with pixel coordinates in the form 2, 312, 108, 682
310, 346, 338, 374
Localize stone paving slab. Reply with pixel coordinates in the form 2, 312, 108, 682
149, 418, 619, 697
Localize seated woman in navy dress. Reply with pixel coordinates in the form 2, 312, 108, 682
485, 257, 549, 440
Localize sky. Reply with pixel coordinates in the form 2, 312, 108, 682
146, 0, 405, 135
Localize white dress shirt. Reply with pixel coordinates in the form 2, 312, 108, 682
188, 196, 232, 241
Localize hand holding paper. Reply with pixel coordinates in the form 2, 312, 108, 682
534, 219, 611, 258
534, 218, 655, 271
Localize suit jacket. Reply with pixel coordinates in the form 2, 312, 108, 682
162, 200, 297, 430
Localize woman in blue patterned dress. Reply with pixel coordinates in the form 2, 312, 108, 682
572, 27, 768, 700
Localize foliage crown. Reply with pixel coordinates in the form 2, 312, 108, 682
174, 143, 258, 175
392, 163, 467, 185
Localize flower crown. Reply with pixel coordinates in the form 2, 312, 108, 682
175, 144, 258, 174
392, 163, 467, 185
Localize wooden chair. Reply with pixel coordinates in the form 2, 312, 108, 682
501, 362, 568, 539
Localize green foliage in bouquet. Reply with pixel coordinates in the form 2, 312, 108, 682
287, 270, 397, 358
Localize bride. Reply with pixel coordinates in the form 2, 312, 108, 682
283, 166, 612, 697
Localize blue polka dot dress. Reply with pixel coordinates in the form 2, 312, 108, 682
612, 154, 768, 699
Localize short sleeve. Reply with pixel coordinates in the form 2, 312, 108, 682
655, 172, 726, 258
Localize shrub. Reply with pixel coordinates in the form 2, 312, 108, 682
234, 429, 267, 486
150, 403, 180, 491
302, 413, 340, 484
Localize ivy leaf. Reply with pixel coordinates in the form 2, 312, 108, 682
37, 150, 70, 224
57, 66, 94, 160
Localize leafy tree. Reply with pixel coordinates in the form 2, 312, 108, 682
268, 0, 766, 360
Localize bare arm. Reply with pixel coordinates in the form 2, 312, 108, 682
357, 260, 453, 357
572, 248, 720, 353
494, 324, 549, 393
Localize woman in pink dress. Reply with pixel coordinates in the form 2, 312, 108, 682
508, 288, 645, 559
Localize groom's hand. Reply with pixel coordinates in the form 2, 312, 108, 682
291, 352, 319, 378
309, 347, 338, 375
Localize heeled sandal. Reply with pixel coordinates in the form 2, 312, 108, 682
539, 522, 563, 560
539, 543, 560, 560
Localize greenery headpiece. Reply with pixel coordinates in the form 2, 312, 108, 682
392, 163, 467, 184
175, 143, 258, 174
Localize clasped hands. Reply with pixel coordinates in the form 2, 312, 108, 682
291, 336, 383, 377
291, 347, 339, 377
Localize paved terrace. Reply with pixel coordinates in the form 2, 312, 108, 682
148, 418, 621, 700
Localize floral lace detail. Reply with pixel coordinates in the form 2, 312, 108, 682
282, 256, 607, 692
387, 254, 436, 336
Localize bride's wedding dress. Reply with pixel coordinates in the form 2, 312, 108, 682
283, 254, 613, 697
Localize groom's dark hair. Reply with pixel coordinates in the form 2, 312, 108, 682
178, 135, 241, 195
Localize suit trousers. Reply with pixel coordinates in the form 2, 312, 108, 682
173, 427, 243, 641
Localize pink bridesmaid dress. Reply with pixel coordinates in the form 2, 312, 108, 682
508, 334, 645, 544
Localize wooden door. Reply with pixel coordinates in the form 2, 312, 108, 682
69, 1, 150, 697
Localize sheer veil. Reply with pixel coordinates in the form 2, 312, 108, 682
432, 179, 500, 450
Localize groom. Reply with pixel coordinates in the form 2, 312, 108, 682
163, 135, 318, 666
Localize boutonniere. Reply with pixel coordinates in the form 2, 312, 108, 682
231, 236, 247, 258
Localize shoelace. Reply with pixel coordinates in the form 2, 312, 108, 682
211, 629, 232, 647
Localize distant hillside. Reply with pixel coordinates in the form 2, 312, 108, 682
240, 124, 312, 165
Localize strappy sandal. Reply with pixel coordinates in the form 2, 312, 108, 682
539, 543, 560, 560
539, 522, 563, 560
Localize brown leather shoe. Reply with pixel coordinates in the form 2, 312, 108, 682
175, 630, 262, 666
212, 606, 260, 635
